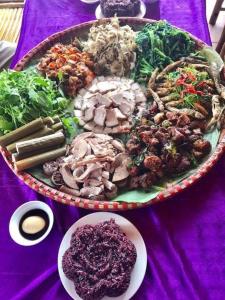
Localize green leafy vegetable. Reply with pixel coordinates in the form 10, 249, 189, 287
61, 116, 80, 140
131, 147, 148, 166
183, 94, 199, 108
58, 70, 63, 81
133, 21, 196, 83
0, 69, 69, 134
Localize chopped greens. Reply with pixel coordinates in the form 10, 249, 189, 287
170, 66, 211, 109
183, 94, 199, 108
0, 69, 69, 134
132, 21, 196, 83
131, 147, 148, 166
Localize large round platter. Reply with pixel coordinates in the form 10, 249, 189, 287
1, 18, 225, 210
58, 212, 147, 299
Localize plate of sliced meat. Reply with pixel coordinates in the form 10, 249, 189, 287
74, 76, 146, 134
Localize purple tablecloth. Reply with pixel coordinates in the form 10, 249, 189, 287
2, 1, 225, 299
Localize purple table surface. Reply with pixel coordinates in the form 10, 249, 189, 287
2, 1, 225, 300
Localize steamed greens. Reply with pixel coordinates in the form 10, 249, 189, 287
133, 21, 196, 83
0, 69, 69, 134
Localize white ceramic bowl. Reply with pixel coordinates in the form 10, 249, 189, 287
9, 200, 54, 246
81, 0, 99, 4
58, 212, 147, 300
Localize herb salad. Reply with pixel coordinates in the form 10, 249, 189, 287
0, 69, 69, 134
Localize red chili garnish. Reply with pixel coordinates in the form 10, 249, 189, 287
196, 90, 204, 96
174, 69, 207, 102
196, 81, 207, 88
49, 62, 56, 69
176, 70, 197, 85
176, 78, 186, 86
183, 85, 204, 96
185, 84, 196, 94
186, 71, 196, 82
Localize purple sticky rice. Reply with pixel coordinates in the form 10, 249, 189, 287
62, 219, 137, 300
100, 0, 141, 17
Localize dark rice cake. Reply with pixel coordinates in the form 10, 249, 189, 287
100, 0, 141, 17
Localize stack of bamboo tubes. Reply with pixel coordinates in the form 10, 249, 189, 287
0, 0, 24, 43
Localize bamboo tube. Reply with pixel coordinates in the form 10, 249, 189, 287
16, 131, 65, 155
0, 118, 44, 147
15, 146, 67, 171
12, 145, 58, 162
12, 146, 58, 162
7, 126, 54, 153
51, 122, 64, 131
52, 116, 61, 123
43, 117, 55, 126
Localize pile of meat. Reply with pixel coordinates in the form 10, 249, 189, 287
100, 0, 141, 17
44, 132, 130, 199
82, 17, 137, 76
62, 219, 137, 300
74, 76, 146, 134
126, 106, 211, 190
37, 43, 95, 96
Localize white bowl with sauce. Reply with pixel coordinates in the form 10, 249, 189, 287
9, 200, 54, 246
81, 0, 99, 4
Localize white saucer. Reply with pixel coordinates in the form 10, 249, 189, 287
58, 212, 147, 300
95, 1, 146, 19
81, 0, 99, 4
9, 200, 54, 246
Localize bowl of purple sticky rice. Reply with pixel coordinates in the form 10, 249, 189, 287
58, 212, 147, 300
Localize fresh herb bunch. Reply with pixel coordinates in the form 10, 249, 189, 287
132, 21, 196, 83
0, 69, 69, 134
